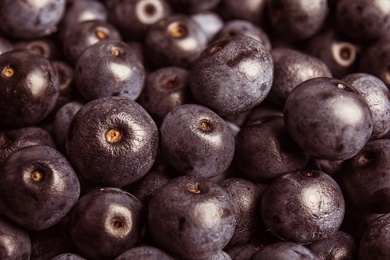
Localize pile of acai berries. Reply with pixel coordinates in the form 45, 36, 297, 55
0, 0, 390, 259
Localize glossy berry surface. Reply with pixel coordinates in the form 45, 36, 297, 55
0, 215, 31, 260
69, 187, 144, 260
106, 0, 172, 40
136, 66, 193, 126
235, 115, 309, 183
1, 0, 390, 258
342, 72, 390, 139
144, 14, 208, 68
160, 104, 235, 178
267, 0, 328, 42
284, 77, 373, 161
66, 96, 159, 187
114, 246, 174, 260
220, 178, 263, 246
250, 242, 318, 260
75, 40, 145, 101
148, 175, 236, 259
190, 35, 273, 116
309, 230, 357, 260
267, 47, 332, 107
0, 145, 80, 231
0, 0, 66, 39
62, 20, 122, 65
359, 213, 390, 260
338, 139, 390, 213
0, 126, 55, 166
336, 0, 390, 42
261, 170, 345, 244
0, 49, 59, 127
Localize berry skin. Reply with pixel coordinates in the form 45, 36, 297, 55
283, 77, 373, 161
359, 213, 390, 260
213, 19, 271, 51
250, 242, 318, 260
66, 96, 159, 187
336, 0, 390, 42
69, 187, 144, 260
309, 230, 357, 260
136, 66, 193, 126
338, 139, 390, 213
0, 215, 31, 260
75, 40, 145, 101
261, 170, 345, 244
0, 0, 66, 39
106, 0, 172, 41
114, 246, 174, 260
267, 0, 328, 42
342, 72, 390, 139
160, 104, 235, 178
266, 47, 332, 107
62, 20, 122, 65
0, 49, 59, 127
148, 175, 236, 259
0, 126, 55, 166
306, 29, 360, 79
190, 35, 273, 116
235, 115, 309, 183
220, 178, 263, 246
0, 145, 80, 231
144, 14, 208, 68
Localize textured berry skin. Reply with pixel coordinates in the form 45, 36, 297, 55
160, 104, 235, 178
59, 0, 108, 40
62, 20, 122, 65
336, 0, 390, 42
307, 29, 360, 79
342, 73, 390, 139
220, 178, 263, 246
338, 139, 390, 213
14, 38, 61, 61
219, 0, 266, 25
145, 14, 208, 68
137, 66, 193, 126
167, 0, 221, 14
359, 213, 390, 260
66, 96, 159, 187
75, 40, 145, 101
69, 187, 144, 260
261, 170, 345, 244
148, 175, 236, 259
0, 49, 59, 127
0, 215, 31, 260
52, 101, 84, 153
190, 35, 273, 116
191, 11, 224, 42
267, 0, 328, 42
0, 145, 80, 231
250, 242, 318, 260
214, 20, 271, 51
359, 36, 390, 86
51, 253, 87, 260
0, 126, 55, 166
309, 230, 357, 260
0, 0, 66, 39
284, 77, 373, 161
114, 246, 174, 260
235, 116, 309, 183
267, 48, 332, 107
106, 0, 172, 40
225, 242, 261, 260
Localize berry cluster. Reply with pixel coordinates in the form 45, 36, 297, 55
0, 0, 389, 259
